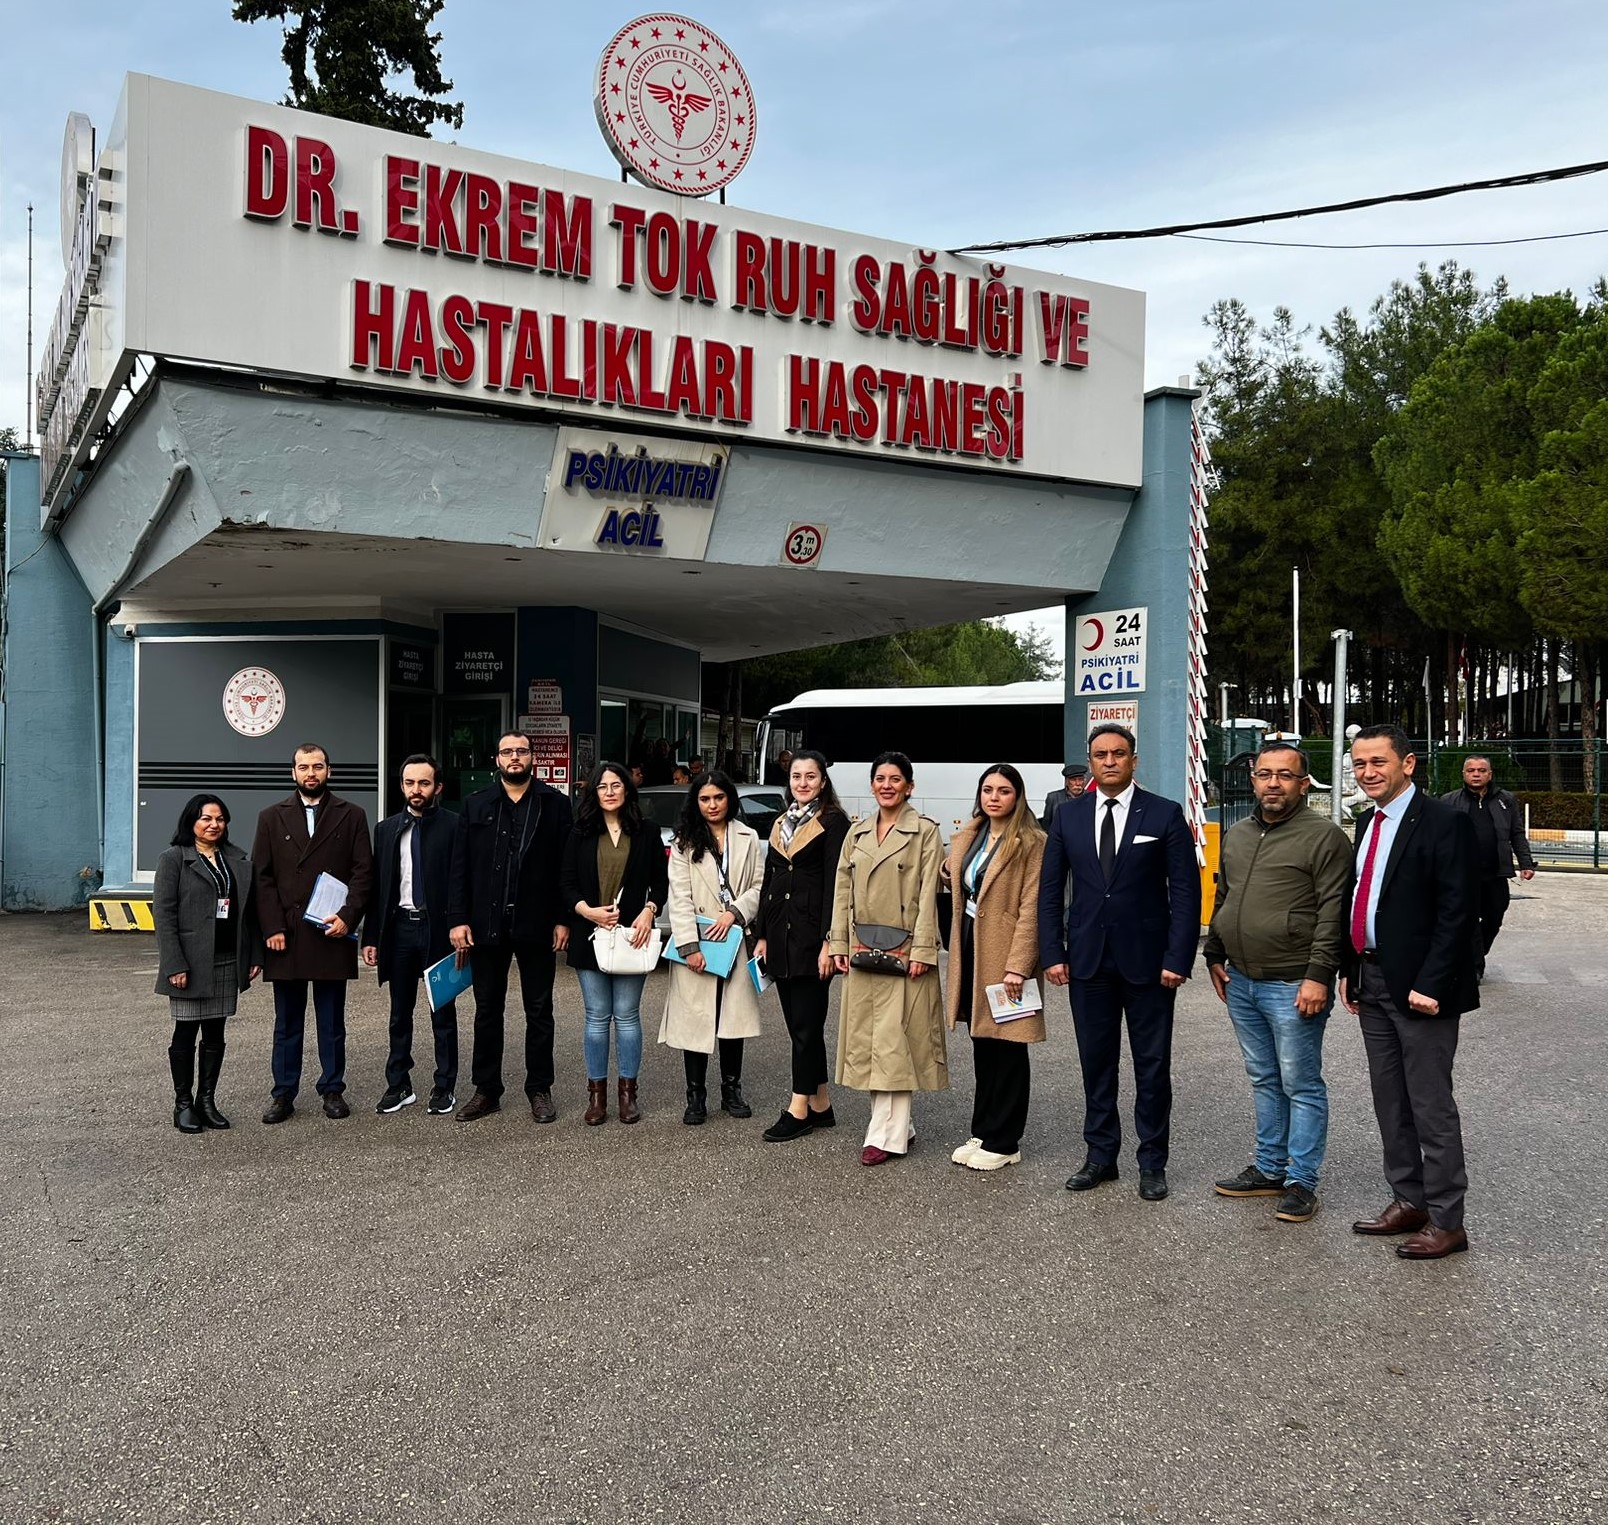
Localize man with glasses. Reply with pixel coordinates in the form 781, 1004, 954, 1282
1203, 743, 1353, 1223
448, 731, 574, 1122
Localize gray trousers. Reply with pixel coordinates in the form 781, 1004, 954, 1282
1357, 961, 1467, 1230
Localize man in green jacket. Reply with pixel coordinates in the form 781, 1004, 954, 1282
1203, 742, 1353, 1224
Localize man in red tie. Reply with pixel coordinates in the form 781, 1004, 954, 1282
1339, 724, 1480, 1259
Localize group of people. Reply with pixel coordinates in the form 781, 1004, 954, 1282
151, 722, 1520, 1257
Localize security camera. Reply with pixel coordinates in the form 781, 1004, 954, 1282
120, 622, 138, 639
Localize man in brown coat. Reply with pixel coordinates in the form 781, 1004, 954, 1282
253, 743, 373, 1123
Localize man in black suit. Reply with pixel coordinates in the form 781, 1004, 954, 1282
1341, 723, 1479, 1260
1038, 724, 1202, 1201
448, 731, 574, 1123
361, 754, 463, 1115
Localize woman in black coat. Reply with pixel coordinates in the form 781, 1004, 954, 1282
560, 762, 669, 1126
152, 794, 264, 1132
753, 750, 850, 1141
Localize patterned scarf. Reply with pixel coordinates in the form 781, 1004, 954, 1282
777, 799, 819, 847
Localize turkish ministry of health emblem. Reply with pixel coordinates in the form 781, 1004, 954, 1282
222, 666, 287, 738
594, 14, 756, 196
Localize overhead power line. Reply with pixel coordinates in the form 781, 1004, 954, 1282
947, 158, 1608, 255
1177, 227, 1608, 250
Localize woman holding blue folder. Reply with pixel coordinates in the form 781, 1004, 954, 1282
659, 772, 765, 1125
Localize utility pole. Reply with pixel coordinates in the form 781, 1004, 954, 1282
1291, 566, 1301, 735
1331, 629, 1352, 825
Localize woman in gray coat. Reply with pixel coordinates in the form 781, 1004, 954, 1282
153, 795, 263, 1132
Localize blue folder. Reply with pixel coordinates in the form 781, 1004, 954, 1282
663, 918, 744, 979
424, 951, 473, 1012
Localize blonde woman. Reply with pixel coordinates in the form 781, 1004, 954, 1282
830, 751, 946, 1165
944, 763, 1047, 1171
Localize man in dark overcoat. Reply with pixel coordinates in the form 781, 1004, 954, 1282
253, 743, 373, 1123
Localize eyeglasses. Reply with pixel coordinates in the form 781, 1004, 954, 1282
497, 746, 532, 758
1251, 769, 1306, 783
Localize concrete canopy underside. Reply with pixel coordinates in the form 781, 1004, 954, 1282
62, 372, 1135, 660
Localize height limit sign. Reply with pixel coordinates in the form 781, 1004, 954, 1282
1074, 607, 1147, 695
782, 523, 827, 568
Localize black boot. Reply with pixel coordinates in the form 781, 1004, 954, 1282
720, 1076, 752, 1118
683, 1085, 708, 1126
168, 1040, 202, 1134
195, 1041, 231, 1129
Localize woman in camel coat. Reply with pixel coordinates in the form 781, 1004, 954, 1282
830, 751, 947, 1165
944, 762, 1047, 1171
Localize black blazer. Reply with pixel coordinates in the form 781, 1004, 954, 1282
756, 810, 850, 979
447, 781, 573, 944
361, 807, 462, 984
1342, 787, 1480, 1019
560, 824, 670, 972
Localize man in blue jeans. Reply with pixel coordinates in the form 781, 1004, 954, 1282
1203, 742, 1353, 1223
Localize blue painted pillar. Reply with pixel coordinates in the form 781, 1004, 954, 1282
1064, 387, 1200, 807
2, 454, 101, 908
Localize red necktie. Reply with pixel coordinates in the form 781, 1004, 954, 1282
1350, 810, 1386, 954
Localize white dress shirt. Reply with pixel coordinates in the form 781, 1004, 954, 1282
399, 814, 420, 911
1361, 782, 1415, 951
1091, 782, 1137, 857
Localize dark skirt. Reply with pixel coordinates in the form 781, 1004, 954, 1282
168, 955, 241, 1021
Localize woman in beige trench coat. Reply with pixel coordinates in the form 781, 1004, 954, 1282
944, 763, 1047, 1172
830, 751, 947, 1165
660, 772, 765, 1125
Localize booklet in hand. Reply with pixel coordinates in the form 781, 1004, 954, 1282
664, 918, 744, 979
985, 979, 1042, 1022
424, 951, 473, 1012
301, 872, 358, 939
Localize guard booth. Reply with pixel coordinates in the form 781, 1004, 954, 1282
4, 71, 1210, 916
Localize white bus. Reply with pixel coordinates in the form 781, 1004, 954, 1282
755, 681, 1069, 839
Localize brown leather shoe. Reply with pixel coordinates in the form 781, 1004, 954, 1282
583, 1080, 608, 1126
1351, 1199, 1430, 1236
618, 1077, 641, 1125
529, 1089, 557, 1124
457, 1091, 501, 1123
1396, 1224, 1469, 1259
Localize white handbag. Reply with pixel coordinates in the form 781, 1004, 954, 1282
590, 892, 663, 974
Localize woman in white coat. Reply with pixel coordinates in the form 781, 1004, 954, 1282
660, 771, 766, 1125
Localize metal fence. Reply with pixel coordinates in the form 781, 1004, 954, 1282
1211, 734, 1605, 871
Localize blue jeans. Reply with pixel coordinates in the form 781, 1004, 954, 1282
577, 968, 646, 1081
1224, 970, 1331, 1190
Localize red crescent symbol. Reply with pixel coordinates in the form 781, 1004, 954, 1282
1082, 618, 1105, 651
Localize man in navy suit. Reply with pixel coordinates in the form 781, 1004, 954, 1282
1038, 724, 1202, 1201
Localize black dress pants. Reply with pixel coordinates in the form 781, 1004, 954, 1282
470, 936, 556, 1098
684, 1038, 745, 1086
959, 919, 1031, 1153
384, 913, 458, 1093
1068, 951, 1177, 1172
776, 975, 831, 1093
1476, 877, 1511, 958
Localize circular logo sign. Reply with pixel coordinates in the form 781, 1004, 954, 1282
222, 667, 287, 738
594, 14, 756, 196
783, 523, 826, 567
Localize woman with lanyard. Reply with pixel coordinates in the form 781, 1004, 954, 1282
660, 771, 766, 1125
830, 751, 947, 1166
151, 794, 264, 1132
562, 762, 669, 1125
943, 762, 1047, 1171
754, 750, 850, 1142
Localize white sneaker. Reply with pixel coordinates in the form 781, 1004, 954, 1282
951, 1137, 983, 1165
965, 1148, 1022, 1171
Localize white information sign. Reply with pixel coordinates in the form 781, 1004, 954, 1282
1074, 607, 1147, 697
1086, 699, 1139, 738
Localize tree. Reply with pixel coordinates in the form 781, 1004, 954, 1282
233, 0, 464, 136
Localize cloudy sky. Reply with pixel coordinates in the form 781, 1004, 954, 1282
4, 0, 1606, 651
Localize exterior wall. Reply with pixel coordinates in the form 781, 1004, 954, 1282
1, 454, 100, 909
1065, 389, 1199, 811
102, 626, 137, 888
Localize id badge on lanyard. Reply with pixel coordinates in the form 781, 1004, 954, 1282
216, 897, 232, 920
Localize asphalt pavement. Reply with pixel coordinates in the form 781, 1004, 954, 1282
1, 874, 1604, 1524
